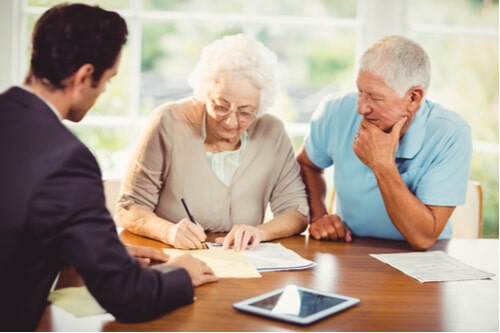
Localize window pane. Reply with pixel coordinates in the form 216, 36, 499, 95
416, 35, 499, 142
68, 126, 132, 178
241, 0, 357, 17
90, 44, 132, 117
140, 21, 243, 116
142, 0, 244, 12
263, 27, 356, 122
409, 0, 498, 28
141, 0, 357, 17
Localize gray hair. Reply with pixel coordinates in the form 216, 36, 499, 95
188, 34, 279, 116
359, 35, 431, 97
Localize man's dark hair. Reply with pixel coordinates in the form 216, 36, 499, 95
26, 3, 128, 89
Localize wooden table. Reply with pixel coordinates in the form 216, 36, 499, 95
37, 231, 499, 332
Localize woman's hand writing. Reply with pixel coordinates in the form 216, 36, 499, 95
165, 218, 207, 249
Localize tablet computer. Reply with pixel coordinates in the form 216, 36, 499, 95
232, 285, 360, 325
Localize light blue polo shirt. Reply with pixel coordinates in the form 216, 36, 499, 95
304, 92, 472, 240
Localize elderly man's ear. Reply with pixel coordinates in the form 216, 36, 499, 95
407, 87, 424, 112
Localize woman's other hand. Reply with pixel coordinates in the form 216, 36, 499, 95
214, 224, 263, 251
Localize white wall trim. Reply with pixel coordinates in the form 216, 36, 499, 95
0, 0, 19, 91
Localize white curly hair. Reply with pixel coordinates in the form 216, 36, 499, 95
188, 34, 279, 116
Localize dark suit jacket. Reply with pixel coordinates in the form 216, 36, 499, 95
0, 87, 194, 331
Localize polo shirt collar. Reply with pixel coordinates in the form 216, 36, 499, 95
396, 100, 429, 159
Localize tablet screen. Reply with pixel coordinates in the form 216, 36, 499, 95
233, 285, 359, 325
250, 287, 346, 317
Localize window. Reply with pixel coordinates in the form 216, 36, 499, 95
406, 0, 499, 237
5, 0, 498, 237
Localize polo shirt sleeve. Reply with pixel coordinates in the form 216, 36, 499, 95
416, 117, 472, 206
304, 96, 336, 169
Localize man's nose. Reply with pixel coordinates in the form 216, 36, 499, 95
357, 94, 371, 115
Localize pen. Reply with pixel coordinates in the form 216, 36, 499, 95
180, 198, 208, 249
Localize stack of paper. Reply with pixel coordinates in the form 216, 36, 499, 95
164, 242, 315, 278
243, 242, 316, 272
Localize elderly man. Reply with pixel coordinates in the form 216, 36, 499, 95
296, 35, 472, 250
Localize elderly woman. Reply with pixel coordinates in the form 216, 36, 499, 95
116, 34, 309, 251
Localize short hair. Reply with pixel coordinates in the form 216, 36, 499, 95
188, 34, 279, 116
359, 35, 431, 97
26, 3, 128, 89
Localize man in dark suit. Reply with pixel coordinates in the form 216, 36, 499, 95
0, 3, 217, 331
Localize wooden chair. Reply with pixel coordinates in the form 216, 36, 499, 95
327, 180, 483, 239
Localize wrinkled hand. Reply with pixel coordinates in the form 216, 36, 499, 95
168, 253, 218, 287
166, 218, 207, 249
125, 244, 169, 266
308, 214, 352, 242
353, 117, 407, 169
215, 225, 263, 251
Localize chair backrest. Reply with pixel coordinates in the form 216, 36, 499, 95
327, 187, 337, 215
102, 178, 121, 219
450, 181, 483, 238
328, 180, 483, 238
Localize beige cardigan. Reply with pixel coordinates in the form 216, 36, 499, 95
119, 98, 309, 232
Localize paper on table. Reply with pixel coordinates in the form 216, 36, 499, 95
48, 286, 106, 317
370, 250, 495, 283
163, 248, 262, 278
243, 242, 316, 272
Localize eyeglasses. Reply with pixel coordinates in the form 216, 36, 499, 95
208, 98, 257, 123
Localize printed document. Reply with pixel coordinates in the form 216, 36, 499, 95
370, 250, 495, 283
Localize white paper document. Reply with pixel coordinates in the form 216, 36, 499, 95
206, 241, 316, 272
370, 250, 495, 283
163, 242, 314, 278
164, 247, 261, 278
243, 242, 316, 272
